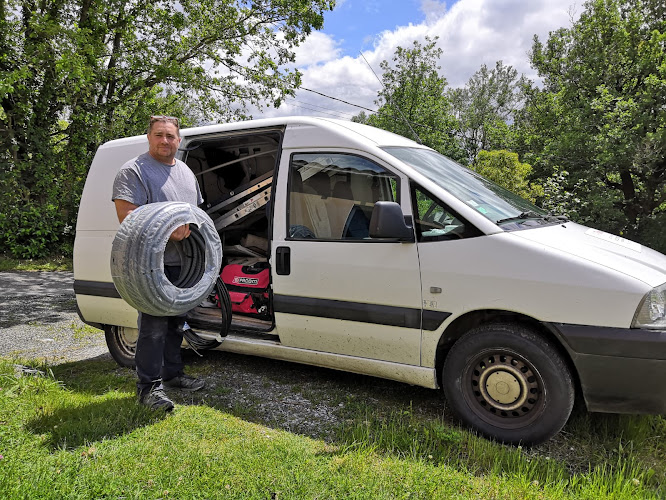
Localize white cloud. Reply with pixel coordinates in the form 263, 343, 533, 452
420, 0, 448, 23
252, 0, 579, 119
289, 31, 343, 67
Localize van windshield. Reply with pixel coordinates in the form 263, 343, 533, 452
382, 147, 557, 229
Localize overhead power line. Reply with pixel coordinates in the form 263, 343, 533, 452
359, 52, 422, 144
300, 87, 377, 113
287, 102, 355, 120
287, 97, 358, 118
298, 86, 456, 139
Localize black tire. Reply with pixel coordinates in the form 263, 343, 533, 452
442, 323, 574, 445
110, 202, 222, 317
105, 325, 137, 368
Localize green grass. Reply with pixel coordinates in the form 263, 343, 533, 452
338, 401, 664, 498
0, 357, 663, 499
69, 322, 101, 340
0, 254, 73, 272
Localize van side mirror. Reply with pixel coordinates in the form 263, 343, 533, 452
369, 202, 415, 242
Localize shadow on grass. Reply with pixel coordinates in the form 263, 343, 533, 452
25, 393, 169, 451
50, 356, 135, 395
9, 357, 165, 451
40, 349, 450, 449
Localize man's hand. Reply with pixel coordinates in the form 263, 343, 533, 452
169, 224, 191, 241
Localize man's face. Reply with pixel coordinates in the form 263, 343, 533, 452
147, 122, 181, 164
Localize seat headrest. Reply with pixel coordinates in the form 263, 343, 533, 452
332, 180, 353, 200
304, 171, 331, 198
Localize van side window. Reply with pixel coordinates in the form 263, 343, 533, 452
288, 153, 398, 240
412, 184, 482, 242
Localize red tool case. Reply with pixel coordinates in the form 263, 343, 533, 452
220, 263, 270, 317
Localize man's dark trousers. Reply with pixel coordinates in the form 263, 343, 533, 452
135, 265, 185, 396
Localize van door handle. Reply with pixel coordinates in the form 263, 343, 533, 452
276, 246, 290, 275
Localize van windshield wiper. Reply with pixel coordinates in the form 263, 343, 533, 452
495, 211, 544, 225
545, 213, 569, 223
496, 211, 570, 225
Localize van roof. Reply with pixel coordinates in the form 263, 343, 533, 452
100, 116, 423, 150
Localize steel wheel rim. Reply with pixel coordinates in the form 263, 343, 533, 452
116, 327, 137, 356
462, 348, 545, 429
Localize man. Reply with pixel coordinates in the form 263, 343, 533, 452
112, 115, 206, 411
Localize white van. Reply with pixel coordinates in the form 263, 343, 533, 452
74, 116, 666, 444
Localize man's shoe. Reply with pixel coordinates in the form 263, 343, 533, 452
139, 388, 174, 411
163, 374, 205, 391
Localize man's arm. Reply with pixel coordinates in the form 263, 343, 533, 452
113, 199, 190, 241
114, 199, 138, 223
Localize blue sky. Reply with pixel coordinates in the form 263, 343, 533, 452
322, 0, 429, 55
252, 0, 579, 119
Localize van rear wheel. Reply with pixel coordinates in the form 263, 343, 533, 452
104, 325, 137, 368
442, 323, 574, 445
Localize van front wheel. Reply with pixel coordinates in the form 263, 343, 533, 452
104, 325, 137, 368
442, 323, 574, 445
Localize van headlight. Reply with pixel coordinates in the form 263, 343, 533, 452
632, 282, 666, 329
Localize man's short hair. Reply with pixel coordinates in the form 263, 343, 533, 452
149, 115, 180, 136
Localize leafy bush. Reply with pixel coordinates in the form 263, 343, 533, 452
472, 150, 544, 202
0, 203, 68, 259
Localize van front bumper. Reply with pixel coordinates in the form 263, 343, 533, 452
552, 324, 666, 415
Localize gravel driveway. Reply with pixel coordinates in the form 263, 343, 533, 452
0, 271, 108, 363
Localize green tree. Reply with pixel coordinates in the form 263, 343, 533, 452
472, 150, 544, 203
449, 61, 528, 162
518, 0, 666, 251
0, 0, 334, 258
355, 37, 464, 161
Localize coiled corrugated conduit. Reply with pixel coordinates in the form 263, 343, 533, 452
111, 202, 230, 344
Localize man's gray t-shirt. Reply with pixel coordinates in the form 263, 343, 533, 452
112, 152, 204, 265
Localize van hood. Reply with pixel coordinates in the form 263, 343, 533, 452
512, 222, 666, 288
